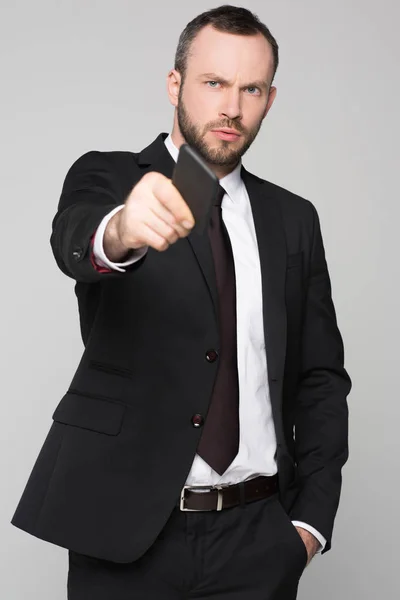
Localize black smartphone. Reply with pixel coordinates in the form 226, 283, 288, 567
172, 143, 219, 235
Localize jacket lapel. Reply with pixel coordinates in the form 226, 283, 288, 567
186, 229, 220, 321
137, 132, 176, 178
241, 166, 287, 414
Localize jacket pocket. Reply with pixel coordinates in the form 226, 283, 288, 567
52, 390, 126, 435
276, 501, 308, 571
88, 360, 133, 379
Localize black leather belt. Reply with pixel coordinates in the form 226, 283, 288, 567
178, 474, 278, 511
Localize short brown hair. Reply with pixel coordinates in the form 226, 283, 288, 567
174, 5, 279, 84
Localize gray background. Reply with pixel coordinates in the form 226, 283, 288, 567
2, 0, 399, 598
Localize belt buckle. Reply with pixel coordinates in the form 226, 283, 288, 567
179, 484, 226, 512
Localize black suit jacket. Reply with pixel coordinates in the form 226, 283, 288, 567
11, 132, 351, 562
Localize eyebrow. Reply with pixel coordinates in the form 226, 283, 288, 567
199, 72, 269, 91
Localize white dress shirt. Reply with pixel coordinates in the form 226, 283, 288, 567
92, 134, 326, 551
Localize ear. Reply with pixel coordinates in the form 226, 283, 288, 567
167, 69, 182, 107
262, 86, 277, 119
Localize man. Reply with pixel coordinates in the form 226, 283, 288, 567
11, 5, 351, 599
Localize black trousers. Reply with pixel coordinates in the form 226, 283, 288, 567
67, 493, 308, 599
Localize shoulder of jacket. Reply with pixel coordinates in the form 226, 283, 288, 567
65, 149, 141, 178
92, 150, 141, 167
255, 174, 318, 221
70, 149, 140, 166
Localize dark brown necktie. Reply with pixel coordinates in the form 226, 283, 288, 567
197, 185, 240, 475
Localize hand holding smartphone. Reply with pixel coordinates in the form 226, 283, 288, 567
110, 143, 218, 257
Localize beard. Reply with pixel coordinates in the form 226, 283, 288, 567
176, 86, 264, 168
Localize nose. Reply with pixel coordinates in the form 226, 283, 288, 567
219, 88, 242, 122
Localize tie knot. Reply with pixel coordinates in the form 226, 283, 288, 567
214, 184, 225, 207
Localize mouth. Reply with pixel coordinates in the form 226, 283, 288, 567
210, 128, 242, 141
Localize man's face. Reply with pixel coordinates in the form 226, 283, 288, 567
173, 25, 276, 169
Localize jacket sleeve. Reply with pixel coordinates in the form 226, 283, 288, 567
50, 150, 146, 282
288, 202, 352, 554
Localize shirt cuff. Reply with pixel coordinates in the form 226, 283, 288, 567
92, 205, 148, 272
291, 521, 327, 553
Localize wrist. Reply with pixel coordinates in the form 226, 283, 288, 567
103, 210, 131, 262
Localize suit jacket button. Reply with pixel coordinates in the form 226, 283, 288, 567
192, 414, 204, 428
72, 248, 83, 261
205, 349, 218, 363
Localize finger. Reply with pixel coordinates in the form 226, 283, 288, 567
152, 178, 195, 227
139, 223, 172, 252
141, 210, 180, 246
149, 199, 191, 238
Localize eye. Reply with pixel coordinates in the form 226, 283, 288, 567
207, 81, 220, 88
247, 87, 260, 95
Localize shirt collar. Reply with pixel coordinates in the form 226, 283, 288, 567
164, 133, 243, 202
